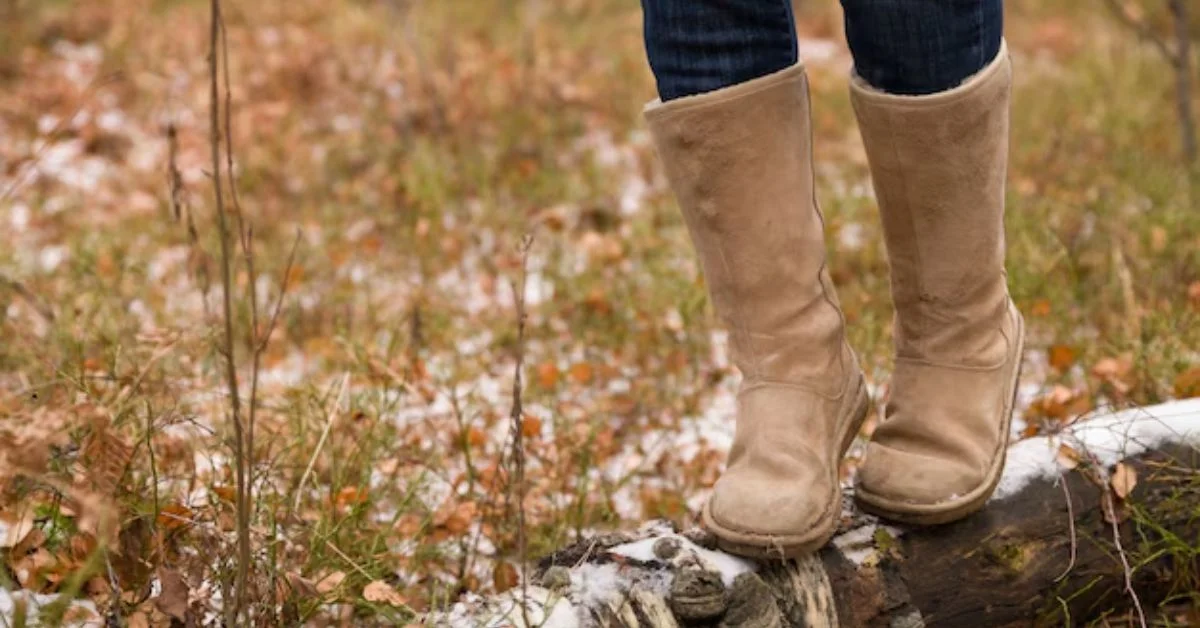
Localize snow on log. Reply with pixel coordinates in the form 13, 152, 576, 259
431, 399, 1200, 627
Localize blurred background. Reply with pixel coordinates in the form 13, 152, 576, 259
1, 0, 1198, 625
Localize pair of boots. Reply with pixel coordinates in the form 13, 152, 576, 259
646, 44, 1024, 558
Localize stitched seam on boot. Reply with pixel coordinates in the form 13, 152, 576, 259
893, 299, 1013, 371
740, 379, 843, 401
866, 308, 1022, 505
802, 74, 851, 393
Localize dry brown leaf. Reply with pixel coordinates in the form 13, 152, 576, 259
156, 504, 193, 531
154, 567, 189, 620
437, 501, 477, 535
1030, 299, 1052, 317
335, 486, 368, 511
80, 420, 133, 496
568, 362, 593, 385
1111, 462, 1138, 500
315, 570, 346, 594
1173, 366, 1200, 399
466, 426, 487, 448
395, 514, 422, 538
535, 361, 559, 389
1048, 345, 1077, 372
1092, 356, 1135, 394
1056, 443, 1082, 470
126, 611, 151, 628
211, 485, 237, 504
363, 580, 407, 607
2, 509, 36, 549
492, 561, 519, 593
12, 526, 46, 557
521, 415, 542, 439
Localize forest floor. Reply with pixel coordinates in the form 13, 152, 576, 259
1, 0, 1198, 625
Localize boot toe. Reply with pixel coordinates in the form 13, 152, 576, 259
707, 461, 835, 538
856, 441, 984, 505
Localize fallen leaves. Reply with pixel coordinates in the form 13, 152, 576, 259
492, 561, 520, 593
315, 570, 346, 594
363, 580, 407, 607
1092, 355, 1136, 397
1047, 344, 1077, 372
1111, 462, 1138, 500
154, 567, 190, 620
1173, 366, 1200, 399
1025, 385, 1092, 429
568, 361, 594, 385
432, 500, 479, 537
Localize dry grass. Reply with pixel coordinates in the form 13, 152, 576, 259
0, 0, 1197, 625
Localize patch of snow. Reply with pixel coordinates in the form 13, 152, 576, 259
438, 587, 577, 628
40, 245, 69, 272
568, 563, 628, 608
993, 398, 1200, 501
611, 534, 755, 587
8, 203, 29, 232
831, 524, 879, 566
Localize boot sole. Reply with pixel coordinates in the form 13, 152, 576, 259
701, 373, 871, 559
854, 305, 1026, 526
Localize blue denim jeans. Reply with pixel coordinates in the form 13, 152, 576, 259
643, 0, 1003, 101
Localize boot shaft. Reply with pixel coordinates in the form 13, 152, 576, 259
646, 64, 846, 390
851, 44, 1013, 366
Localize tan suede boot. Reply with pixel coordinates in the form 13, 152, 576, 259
850, 43, 1024, 524
646, 64, 870, 558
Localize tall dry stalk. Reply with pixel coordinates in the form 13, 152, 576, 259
508, 234, 533, 626
204, 3, 301, 621
207, 0, 251, 621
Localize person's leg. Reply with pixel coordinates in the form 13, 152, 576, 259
843, 1, 1021, 524
642, 0, 798, 101
641, 1, 869, 557
841, 0, 1003, 95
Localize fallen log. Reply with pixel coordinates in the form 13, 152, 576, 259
435, 399, 1200, 628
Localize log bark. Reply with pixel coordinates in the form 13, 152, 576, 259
529, 445, 1197, 628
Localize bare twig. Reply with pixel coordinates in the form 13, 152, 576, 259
1168, 0, 1196, 164
1101, 0, 1196, 165
508, 233, 534, 627
207, 0, 249, 620
1054, 472, 1078, 582
1100, 0, 1177, 64
1100, 487, 1148, 628
166, 124, 186, 223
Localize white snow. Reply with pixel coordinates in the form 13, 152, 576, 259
439, 587, 577, 628
611, 535, 755, 587
994, 397, 1200, 501
831, 524, 880, 566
